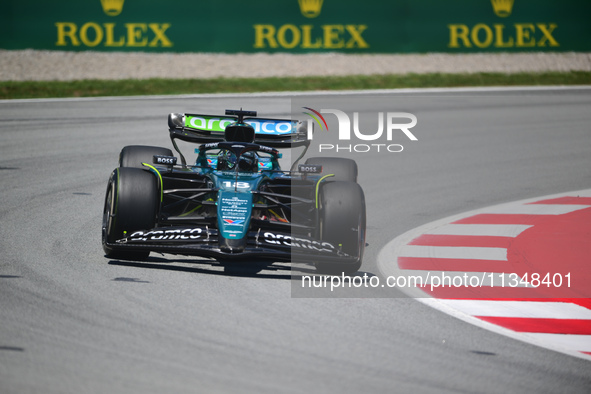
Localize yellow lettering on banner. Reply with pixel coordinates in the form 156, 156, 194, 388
277, 24, 300, 48
253, 24, 369, 49
471, 24, 493, 48
253, 25, 278, 48
494, 24, 514, 47
301, 25, 322, 48
56, 22, 173, 48
448, 23, 559, 49
104, 23, 124, 47
126, 23, 148, 47
345, 25, 369, 48
79, 22, 103, 47
515, 23, 535, 47
149, 23, 173, 47
537, 23, 559, 46
55, 22, 80, 46
323, 25, 344, 48
448, 24, 471, 48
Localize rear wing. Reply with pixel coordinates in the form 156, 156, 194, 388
168, 112, 311, 149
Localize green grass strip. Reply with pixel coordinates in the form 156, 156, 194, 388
1, 71, 590, 100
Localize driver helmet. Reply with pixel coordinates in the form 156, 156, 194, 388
217, 150, 258, 172
217, 150, 237, 171
237, 151, 258, 172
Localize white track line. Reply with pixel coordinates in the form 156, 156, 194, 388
425, 224, 532, 237
485, 204, 590, 215
525, 334, 591, 353
399, 245, 507, 261
419, 298, 591, 361
3, 85, 591, 104
436, 300, 591, 319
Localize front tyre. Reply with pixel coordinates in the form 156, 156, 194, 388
315, 181, 366, 275
102, 167, 159, 260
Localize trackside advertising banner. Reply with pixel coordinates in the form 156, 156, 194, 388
1, 0, 590, 53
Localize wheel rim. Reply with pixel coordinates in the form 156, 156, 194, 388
102, 184, 115, 244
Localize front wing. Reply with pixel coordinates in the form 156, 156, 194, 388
106, 226, 360, 264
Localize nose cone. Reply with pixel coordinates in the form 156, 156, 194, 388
219, 237, 247, 254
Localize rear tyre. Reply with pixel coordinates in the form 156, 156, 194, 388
315, 181, 366, 275
119, 145, 173, 168
305, 157, 358, 182
102, 167, 159, 260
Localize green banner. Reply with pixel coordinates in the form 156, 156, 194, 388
1, 0, 589, 53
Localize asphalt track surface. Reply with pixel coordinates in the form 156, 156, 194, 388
1, 87, 590, 393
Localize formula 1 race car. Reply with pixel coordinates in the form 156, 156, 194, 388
102, 109, 366, 274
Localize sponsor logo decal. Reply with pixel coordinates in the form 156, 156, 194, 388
203, 142, 220, 149
127, 228, 203, 242
448, 0, 558, 49
188, 116, 235, 132
218, 193, 252, 239
246, 119, 294, 134
186, 115, 295, 135
153, 155, 177, 165
491, 0, 514, 18
55, 0, 173, 49
299, 0, 324, 18
101, 0, 125, 16
254, 24, 368, 50
254, 1, 369, 50
263, 232, 336, 253
223, 219, 245, 226
298, 164, 323, 174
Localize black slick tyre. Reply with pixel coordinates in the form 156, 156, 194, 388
315, 181, 366, 275
102, 167, 159, 260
